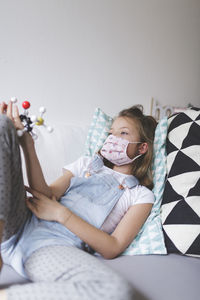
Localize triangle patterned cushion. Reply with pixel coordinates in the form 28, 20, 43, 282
84, 108, 167, 255
161, 108, 200, 258
84, 108, 113, 156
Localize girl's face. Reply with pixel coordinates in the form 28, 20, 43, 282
109, 116, 142, 160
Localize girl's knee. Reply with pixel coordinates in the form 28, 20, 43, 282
0, 289, 7, 300
0, 115, 16, 137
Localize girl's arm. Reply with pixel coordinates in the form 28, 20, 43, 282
22, 136, 75, 199
21, 136, 74, 199
21, 135, 53, 198
59, 203, 153, 259
25, 187, 153, 259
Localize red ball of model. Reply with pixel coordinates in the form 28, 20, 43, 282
22, 101, 31, 110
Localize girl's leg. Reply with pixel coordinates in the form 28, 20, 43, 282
6, 280, 134, 300
0, 115, 30, 243
5, 245, 135, 300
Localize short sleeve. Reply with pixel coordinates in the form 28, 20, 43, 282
133, 185, 155, 205
62, 156, 92, 177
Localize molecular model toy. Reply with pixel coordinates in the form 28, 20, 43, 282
10, 97, 53, 139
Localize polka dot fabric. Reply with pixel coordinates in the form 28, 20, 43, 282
0, 115, 29, 242
7, 245, 135, 300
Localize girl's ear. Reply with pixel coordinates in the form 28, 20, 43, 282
139, 142, 148, 154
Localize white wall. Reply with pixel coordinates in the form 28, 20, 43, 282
0, 0, 199, 126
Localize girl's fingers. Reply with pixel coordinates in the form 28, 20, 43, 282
25, 186, 57, 202
26, 196, 39, 207
52, 195, 57, 201
13, 104, 20, 119
26, 196, 33, 205
6, 102, 14, 120
13, 104, 24, 129
25, 186, 47, 200
0, 102, 4, 114
26, 197, 37, 213
25, 186, 40, 198
0, 102, 7, 114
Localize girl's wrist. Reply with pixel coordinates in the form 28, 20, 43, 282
19, 132, 34, 148
57, 205, 72, 225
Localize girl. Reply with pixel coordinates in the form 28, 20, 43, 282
0, 102, 157, 300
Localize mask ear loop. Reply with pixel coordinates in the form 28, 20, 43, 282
129, 141, 142, 145
130, 153, 143, 162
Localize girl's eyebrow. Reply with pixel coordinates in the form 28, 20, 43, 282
110, 127, 130, 130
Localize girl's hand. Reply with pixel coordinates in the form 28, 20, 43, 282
25, 186, 67, 223
0, 101, 34, 146
0, 101, 24, 131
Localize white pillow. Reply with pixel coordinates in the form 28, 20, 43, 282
21, 122, 89, 185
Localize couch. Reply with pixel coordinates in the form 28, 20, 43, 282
0, 114, 199, 300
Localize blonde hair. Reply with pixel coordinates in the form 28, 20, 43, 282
102, 105, 157, 190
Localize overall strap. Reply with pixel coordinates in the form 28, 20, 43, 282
123, 176, 139, 189
86, 154, 104, 174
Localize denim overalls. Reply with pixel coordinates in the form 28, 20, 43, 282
2, 155, 139, 278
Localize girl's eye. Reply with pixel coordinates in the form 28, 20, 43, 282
121, 131, 128, 135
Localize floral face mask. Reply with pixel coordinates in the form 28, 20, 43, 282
100, 134, 142, 166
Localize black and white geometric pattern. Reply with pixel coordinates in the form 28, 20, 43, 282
161, 108, 200, 258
